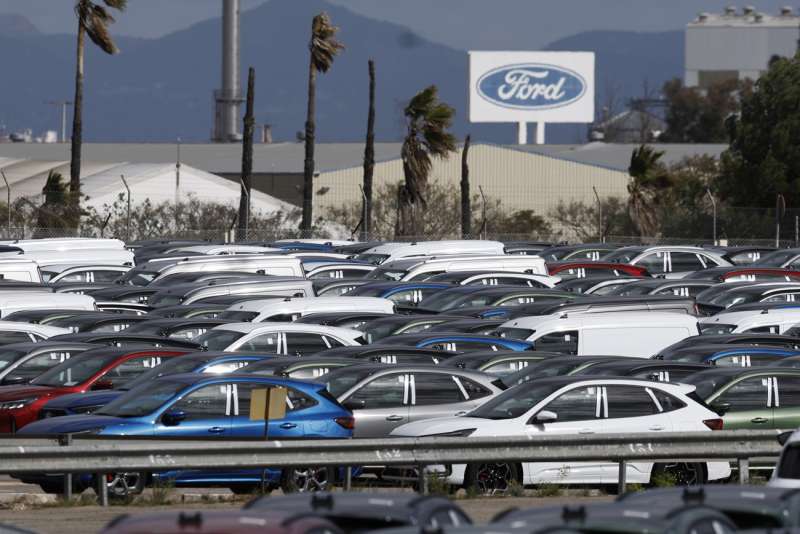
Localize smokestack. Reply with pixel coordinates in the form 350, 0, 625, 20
213, 0, 244, 142
262, 124, 273, 144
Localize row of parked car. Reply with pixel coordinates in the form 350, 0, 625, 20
2, 237, 800, 499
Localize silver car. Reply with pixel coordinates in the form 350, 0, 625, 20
326, 364, 503, 438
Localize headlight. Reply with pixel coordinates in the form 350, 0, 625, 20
0, 398, 38, 410
423, 428, 476, 438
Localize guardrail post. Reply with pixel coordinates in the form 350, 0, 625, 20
738, 458, 750, 484
344, 466, 352, 491
59, 434, 73, 500
617, 460, 626, 494
418, 465, 428, 495
96, 473, 108, 507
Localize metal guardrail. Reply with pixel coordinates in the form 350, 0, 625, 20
0, 429, 785, 504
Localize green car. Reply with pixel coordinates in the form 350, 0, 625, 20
683, 367, 800, 429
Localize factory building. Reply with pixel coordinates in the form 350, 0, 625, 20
686, 6, 800, 88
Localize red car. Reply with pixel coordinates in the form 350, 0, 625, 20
0, 347, 188, 433
101, 510, 343, 534
547, 261, 650, 279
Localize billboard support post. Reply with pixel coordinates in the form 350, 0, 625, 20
517, 122, 527, 144
536, 122, 546, 145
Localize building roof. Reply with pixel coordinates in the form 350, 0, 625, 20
0, 142, 728, 177
689, 9, 800, 28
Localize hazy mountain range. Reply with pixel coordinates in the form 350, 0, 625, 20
0, 0, 683, 144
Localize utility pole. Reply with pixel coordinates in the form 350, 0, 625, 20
45, 101, 73, 143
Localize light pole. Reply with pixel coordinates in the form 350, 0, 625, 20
706, 189, 717, 245
592, 186, 603, 243
120, 175, 131, 241
45, 101, 73, 143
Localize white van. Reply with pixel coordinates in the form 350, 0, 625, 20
0, 292, 96, 318
357, 240, 506, 265
699, 308, 800, 335
366, 255, 548, 281
220, 296, 395, 322
0, 259, 43, 283
154, 255, 304, 280
497, 311, 698, 357
0, 238, 125, 252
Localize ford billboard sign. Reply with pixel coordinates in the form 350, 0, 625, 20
470, 52, 595, 123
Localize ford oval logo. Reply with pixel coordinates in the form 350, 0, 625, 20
477, 63, 587, 110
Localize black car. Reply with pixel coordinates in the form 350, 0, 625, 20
696, 283, 800, 315
414, 286, 573, 314
500, 356, 633, 387
242, 356, 358, 379
554, 276, 639, 295
4, 309, 108, 325
654, 343, 796, 366
570, 360, 709, 382
604, 279, 717, 298
443, 350, 560, 376
145, 304, 229, 319
123, 318, 230, 340
312, 279, 373, 297
426, 318, 505, 335
359, 315, 468, 343
313, 345, 460, 365
47, 333, 201, 350
45, 313, 148, 334
536, 243, 619, 263
656, 334, 800, 358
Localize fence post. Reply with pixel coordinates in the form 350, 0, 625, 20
96, 472, 108, 506
59, 434, 73, 500
738, 458, 750, 484
417, 465, 428, 495
617, 460, 627, 494
344, 466, 352, 491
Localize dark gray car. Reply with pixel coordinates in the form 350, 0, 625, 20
325, 364, 503, 438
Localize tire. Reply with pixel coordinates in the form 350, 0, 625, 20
280, 466, 334, 493
464, 462, 522, 496
103, 472, 146, 501
650, 462, 706, 487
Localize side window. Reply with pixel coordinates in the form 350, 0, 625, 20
776, 376, 800, 408
762, 294, 799, 304
169, 326, 210, 340
93, 270, 126, 283
169, 384, 228, 421
605, 386, 660, 418
240, 332, 281, 352
105, 355, 164, 386
234, 384, 317, 417
285, 333, 329, 356
715, 377, 770, 411
636, 252, 666, 274
412, 373, 466, 406
459, 377, 493, 400
58, 272, 88, 283
322, 336, 344, 349
12, 351, 73, 377
535, 331, 578, 355
289, 366, 333, 379
483, 359, 531, 376
649, 388, 686, 412
542, 386, 600, 422
670, 252, 706, 272
349, 373, 408, 409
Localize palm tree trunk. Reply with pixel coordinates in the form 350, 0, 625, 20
362, 59, 376, 241
301, 57, 316, 236
69, 20, 85, 229
460, 134, 471, 238
238, 67, 255, 240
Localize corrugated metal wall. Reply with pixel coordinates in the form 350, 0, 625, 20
314, 144, 629, 218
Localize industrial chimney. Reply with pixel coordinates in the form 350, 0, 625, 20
213, 0, 243, 142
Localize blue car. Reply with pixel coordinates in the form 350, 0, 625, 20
375, 332, 533, 352
19, 374, 353, 497
39, 351, 278, 418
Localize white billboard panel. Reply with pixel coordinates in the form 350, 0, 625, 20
469, 51, 595, 124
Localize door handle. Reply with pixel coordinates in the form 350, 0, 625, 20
649, 425, 665, 431
750, 417, 769, 424
385, 415, 404, 422
578, 429, 594, 435
207, 427, 225, 434
280, 423, 297, 429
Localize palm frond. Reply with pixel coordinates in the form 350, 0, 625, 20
103, 0, 127, 10
75, 0, 122, 54
310, 12, 344, 73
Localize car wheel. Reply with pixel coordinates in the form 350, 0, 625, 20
650, 462, 705, 487
104, 472, 146, 500
280, 466, 333, 493
465, 462, 522, 496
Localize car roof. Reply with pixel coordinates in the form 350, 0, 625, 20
212, 322, 362, 337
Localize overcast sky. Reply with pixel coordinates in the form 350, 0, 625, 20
1, 1, 796, 48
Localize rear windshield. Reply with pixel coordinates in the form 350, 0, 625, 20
681, 372, 730, 400
219, 311, 259, 322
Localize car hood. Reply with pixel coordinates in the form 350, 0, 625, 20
391, 416, 487, 437
43, 390, 123, 410
18, 415, 129, 435
0, 385, 55, 401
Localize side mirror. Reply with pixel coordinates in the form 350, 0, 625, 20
711, 401, 731, 416
531, 410, 558, 424
343, 399, 366, 411
90, 379, 114, 391
1, 375, 27, 386
778, 431, 794, 446
162, 410, 187, 427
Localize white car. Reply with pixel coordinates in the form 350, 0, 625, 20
193, 323, 362, 355
391, 377, 731, 492
220, 296, 394, 323
769, 429, 800, 488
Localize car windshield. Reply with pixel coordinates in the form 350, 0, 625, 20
218, 310, 259, 322
355, 253, 390, 265
120, 357, 202, 391
31, 353, 116, 387
417, 290, 473, 312
0, 348, 26, 371
365, 267, 406, 281
607, 284, 653, 296
755, 250, 798, 267
709, 290, 758, 309
149, 294, 183, 307
193, 330, 245, 351
681, 372, 731, 400
325, 367, 377, 398
96, 380, 185, 417
601, 249, 641, 263
699, 323, 736, 335
468, 381, 564, 420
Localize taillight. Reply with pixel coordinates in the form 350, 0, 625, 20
335, 416, 355, 430
703, 418, 723, 430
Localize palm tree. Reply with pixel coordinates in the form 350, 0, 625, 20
397, 85, 456, 236
301, 12, 344, 236
71, 0, 126, 226
238, 67, 256, 240
627, 145, 671, 237
361, 59, 376, 241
